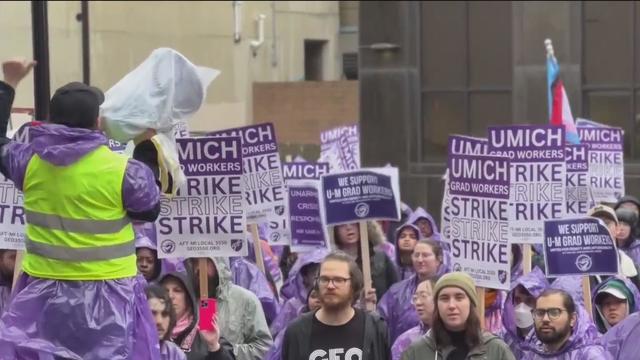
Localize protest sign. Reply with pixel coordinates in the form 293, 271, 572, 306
565, 145, 591, 215
543, 217, 619, 277
157, 136, 247, 258
108, 138, 127, 154
442, 135, 489, 244
489, 125, 566, 244
209, 123, 287, 225
263, 162, 331, 247
319, 124, 360, 172
320, 167, 401, 226
447, 153, 511, 290
174, 121, 190, 138
577, 123, 624, 203
288, 179, 329, 252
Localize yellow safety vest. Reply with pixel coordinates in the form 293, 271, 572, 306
22, 145, 136, 280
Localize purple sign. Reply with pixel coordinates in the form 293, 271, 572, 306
447, 153, 511, 290
108, 138, 127, 154
283, 162, 330, 180
489, 125, 566, 244
544, 217, 619, 276
209, 123, 286, 224
577, 123, 624, 203
319, 125, 360, 172
157, 136, 247, 258
441, 135, 490, 244
288, 180, 328, 252
320, 168, 400, 226
565, 145, 591, 215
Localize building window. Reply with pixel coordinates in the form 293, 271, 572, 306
305, 40, 327, 81
419, 1, 513, 160
582, 1, 640, 158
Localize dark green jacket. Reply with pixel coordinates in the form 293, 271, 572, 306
401, 330, 515, 360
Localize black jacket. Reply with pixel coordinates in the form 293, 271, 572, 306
282, 310, 390, 360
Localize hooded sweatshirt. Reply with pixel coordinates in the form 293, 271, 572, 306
159, 271, 235, 360
185, 257, 273, 360
401, 329, 515, 360
601, 311, 640, 359
592, 276, 640, 334
407, 207, 451, 276
519, 276, 607, 360
270, 249, 329, 337
615, 195, 640, 239
501, 267, 550, 358
330, 221, 399, 300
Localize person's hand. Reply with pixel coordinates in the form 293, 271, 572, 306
200, 318, 220, 353
133, 128, 157, 145
364, 288, 377, 310
2, 58, 36, 89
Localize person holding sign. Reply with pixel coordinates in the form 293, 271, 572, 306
159, 272, 236, 360
522, 289, 607, 360
282, 251, 391, 360
401, 272, 515, 360
614, 208, 640, 266
186, 257, 273, 360
391, 279, 435, 360
378, 239, 444, 344
501, 267, 550, 358
592, 277, 640, 334
0, 80, 164, 358
332, 222, 399, 302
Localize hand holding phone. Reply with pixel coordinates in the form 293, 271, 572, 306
199, 298, 217, 332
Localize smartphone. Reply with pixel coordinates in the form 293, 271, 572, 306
198, 298, 217, 332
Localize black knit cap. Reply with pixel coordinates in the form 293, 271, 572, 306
49, 82, 104, 129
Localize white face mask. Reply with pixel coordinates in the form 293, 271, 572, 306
514, 303, 534, 329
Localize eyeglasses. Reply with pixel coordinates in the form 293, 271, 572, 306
532, 308, 567, 321
411, 292, 432, 305
316, 276, 351, 287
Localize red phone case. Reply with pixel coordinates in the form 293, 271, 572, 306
198, 298, 217, 331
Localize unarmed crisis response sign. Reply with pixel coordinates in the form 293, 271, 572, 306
544, 217, 619, 277
489, 125, 566, 244
157, 136, 247, 258
320, 168, 400, 226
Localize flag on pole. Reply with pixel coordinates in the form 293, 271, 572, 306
546, 39, 580, 144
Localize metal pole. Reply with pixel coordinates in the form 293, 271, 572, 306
80, 0, 90, 85
31, 1, 50, 122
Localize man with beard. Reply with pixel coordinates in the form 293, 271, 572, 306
282, 251, 390, 360
0, 250, 16, 314
522, 289, 607, 359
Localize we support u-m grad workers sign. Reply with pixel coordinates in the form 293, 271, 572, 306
441, 135, 490, 244
157, 136, 248, 258
209, 123, 287, 225
320, 167, 401, 226
544, 217, 619, 277
565, 144, 591, 215
576, 120, 625, 203
319, 124, 360, 173
283, 162, 330, 252
488, 125, 566, 244
447, 147, 511, 290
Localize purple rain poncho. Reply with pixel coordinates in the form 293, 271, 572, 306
377, 275, 422, 344
0, 124, 161, 360
500, 267, 550, 358
407, 207, 451, 276
591, 276, 640, 334
135, 222, 185, 283
0, 283, 10, 316
519, 275, 608, 360
393, 223, 420, 281
229, 256, 280, 325
391, 323, 427, 360
160, 341, 186, 360
601, 311, 640, 359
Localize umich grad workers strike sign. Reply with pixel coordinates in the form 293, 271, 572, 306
577, 124, 624, 203
489, 125, 566, 244
565, 145, 591, 215
544, 217, 619, 277
320, 168, 400, 226
210, 123, 287, 225
447, 153, 511, 290
157, 137, 247, 258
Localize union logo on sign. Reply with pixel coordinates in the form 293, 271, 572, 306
355, 203, 370, 218
231, 239, 244, 252
161, 240, 176, 254
576, 254, 593, 272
